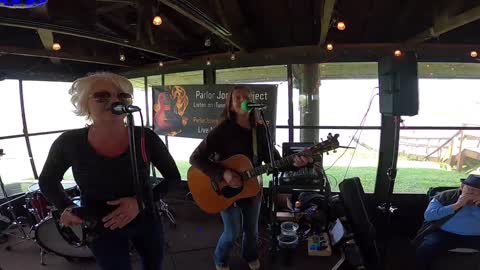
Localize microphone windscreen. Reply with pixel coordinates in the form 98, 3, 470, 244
111, 102, 125, 114
240, 100, 250, 111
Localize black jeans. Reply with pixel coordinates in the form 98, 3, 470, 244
89, 215, 164, 270
415, 230, 480, 270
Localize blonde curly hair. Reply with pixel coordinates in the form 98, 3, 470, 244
69, 72, 133, 119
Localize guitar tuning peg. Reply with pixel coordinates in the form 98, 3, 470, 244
326, 151, 329, 155
333, 150, 337, 153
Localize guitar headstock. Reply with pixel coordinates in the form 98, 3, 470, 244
308, 133, 340, 156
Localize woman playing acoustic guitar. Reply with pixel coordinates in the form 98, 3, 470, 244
189, 85, 310, 270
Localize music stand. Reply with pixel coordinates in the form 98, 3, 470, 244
0, 150, 35, 252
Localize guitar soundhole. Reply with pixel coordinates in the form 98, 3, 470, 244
221, 187, 243, 198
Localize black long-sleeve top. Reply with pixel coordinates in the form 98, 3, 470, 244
189, 119, 281, 186
39, 127, 181, 212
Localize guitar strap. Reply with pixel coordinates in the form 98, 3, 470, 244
252, 127, 263, 188
252, 127, 258, 166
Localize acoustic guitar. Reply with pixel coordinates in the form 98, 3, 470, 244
187, 133, 340, 214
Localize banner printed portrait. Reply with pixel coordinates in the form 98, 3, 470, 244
153, 84, 277, 139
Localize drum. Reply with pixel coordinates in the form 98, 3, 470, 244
26, 182, 79, 222
34, 216, 94, 259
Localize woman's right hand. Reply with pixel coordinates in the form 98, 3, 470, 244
59, 207, 83, 226
223, 169, 242, 188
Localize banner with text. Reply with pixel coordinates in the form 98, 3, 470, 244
153, 84, 277, 139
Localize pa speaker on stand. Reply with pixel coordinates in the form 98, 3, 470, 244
378, 51, 419, 116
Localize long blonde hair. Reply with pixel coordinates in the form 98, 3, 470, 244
220, 85, 259, 125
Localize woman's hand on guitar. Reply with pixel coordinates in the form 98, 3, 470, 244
103, 197, 139, 230
60, 207, 83, 226
223, 169, 242, 188
293, 155, 312, 167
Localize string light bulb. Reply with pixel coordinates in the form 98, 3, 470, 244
152, 16, 162, 26
326, 43, 333, 51
394, 50, 402, 57
204, 37, 211, 47
471, 51, 478, 58
159, 61, 164, 67
52, 43, 61, 51
206, 58, 211, 66
230, 52, 236, 60
336, 21, 346, 31
119, 54, 126, 61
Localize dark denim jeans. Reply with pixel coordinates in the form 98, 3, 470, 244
416, 230, 480, 270
89, 215, 164, 270
214, 194, 262, 267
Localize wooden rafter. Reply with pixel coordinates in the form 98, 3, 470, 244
318, 0, 336, 45
407, 4, 480, 44
0, 17, 180, 60
0, 45, 132, 67
158, 0, 245, 50
37, 29, 61, 64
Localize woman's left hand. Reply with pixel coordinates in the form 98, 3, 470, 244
102, 197, 139, 230
293, 155, 312, 167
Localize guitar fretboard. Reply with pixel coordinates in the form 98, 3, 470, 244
240, 154, 298, 180
237, 133, 339, 180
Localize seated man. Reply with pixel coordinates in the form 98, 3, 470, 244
416, 174, 480, 270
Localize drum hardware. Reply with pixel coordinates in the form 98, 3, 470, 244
0, 155, 36, 253
26, 182, 79, 223
33, 195, 94, 264
34, 216, 94, 262
23, 182, 83, 265
0, 169, 92, 265
157, 198, 176, 228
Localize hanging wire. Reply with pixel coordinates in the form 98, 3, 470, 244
324, 86, 379, 174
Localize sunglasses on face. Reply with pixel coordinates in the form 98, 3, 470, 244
89, 91, 133, 103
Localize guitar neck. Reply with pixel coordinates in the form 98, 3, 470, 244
238, 135, 339, 180
241, 154, 297, 179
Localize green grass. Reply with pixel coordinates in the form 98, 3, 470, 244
174, 161, 467, 194
9, 161, 465, 195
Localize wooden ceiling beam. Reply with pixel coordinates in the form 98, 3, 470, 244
143, 0, 156, 46
407, 4, 480, 44
212, 0, 255, 51
97, 15, 136, 39
160, 13, 189, 41
97, 3, 130, 14
318, 0, 336, 45
392, 0, 418, 37
0, 17, 181, 60
37, 29, 61, 64
0, 45, 132, 67
158, 0, 245, 50
121, 43, 480, 78
96, 0, 136, 5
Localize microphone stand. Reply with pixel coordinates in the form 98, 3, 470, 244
125, 113, 147, 216
378, 116, 400, 268
257, 109, 280, 260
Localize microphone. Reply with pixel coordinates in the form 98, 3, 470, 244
240, 100, 267, 111
111, 102, 141, 115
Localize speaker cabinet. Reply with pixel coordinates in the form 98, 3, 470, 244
378, 52, 419, 116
